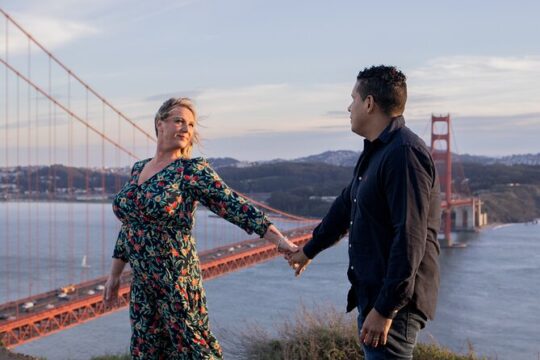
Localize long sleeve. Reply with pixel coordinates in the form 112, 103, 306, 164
303, 180, 353, 259
187, 158, 272, 237
373, 145, 436, 318
112, 223, 129, 262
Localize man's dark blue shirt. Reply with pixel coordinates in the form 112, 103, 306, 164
303, 116, 441, 320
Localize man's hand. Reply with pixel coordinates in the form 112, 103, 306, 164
359, 308, 393, 348
286, 248, 311, 276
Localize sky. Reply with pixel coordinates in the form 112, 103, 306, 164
1, 0, 540, 163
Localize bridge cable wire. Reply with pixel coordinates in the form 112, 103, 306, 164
0, 7, 319, 310
48, 52, 53, 292
0, 8, 156, 144
0, 58, 140, 160
35, 65, 41, 296
449, 118, 471, 198
16, 70, 21, 302
26, 34, 33, 298
3, 13, 10, 299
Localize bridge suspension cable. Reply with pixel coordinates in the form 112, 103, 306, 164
0, 8, 316, 314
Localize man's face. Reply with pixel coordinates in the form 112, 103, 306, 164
348, 80, 367, 136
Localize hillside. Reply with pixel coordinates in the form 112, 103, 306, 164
217, 161, 540, 222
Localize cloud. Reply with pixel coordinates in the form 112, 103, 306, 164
451, 112, 540, 132
193, 128, 361, 161
324, 110, 349, 118
4, 12, 99, 55
406, 55, 540, 121
145, 91, 205, 102
119, 0, 199, 24
192, 83, 350, 137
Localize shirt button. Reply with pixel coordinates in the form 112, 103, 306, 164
349, 244, 352, 248
350, 266, 354, 270
358, 176, 362, 181
350, 221, 353, 225
353, 198, 357, 203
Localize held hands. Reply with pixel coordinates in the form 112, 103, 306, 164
277, 236, 299, 254
265, 225, 298, 255
286, 247, 311, 276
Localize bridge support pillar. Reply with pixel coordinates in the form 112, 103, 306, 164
474, 199, 488, 227
454, 205, 475, 231
431, 114, 452, 245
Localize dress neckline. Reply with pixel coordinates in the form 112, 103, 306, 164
136, 157, 184, 187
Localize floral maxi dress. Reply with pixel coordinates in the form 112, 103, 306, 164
112, 157, 271, 359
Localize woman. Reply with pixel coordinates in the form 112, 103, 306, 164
103, 97, 297, 359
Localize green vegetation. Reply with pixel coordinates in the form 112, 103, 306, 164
225, 306, 487, 360
461, 163, 540, 192
460, 163, 540, 222
479, 184, 540, 223
90, 355, 131, 360
218, 162, 351, 217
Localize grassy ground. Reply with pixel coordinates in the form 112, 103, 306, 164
223, 306, 487, 360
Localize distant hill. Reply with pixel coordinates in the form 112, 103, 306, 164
291, 150, 359, 167
206, 157, 241, 169
456, 153, 540, 166
209, 151, 361, 168
211, 150, 540, 168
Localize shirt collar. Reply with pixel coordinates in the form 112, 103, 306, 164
377, 115, 405, 144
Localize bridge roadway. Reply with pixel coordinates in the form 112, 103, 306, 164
0, 225, 316, 348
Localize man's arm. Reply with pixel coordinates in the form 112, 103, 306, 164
303, 180, 353, 259
288, 180, 353, 276
373, 145, 436, 318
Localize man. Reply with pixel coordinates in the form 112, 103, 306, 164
287, 65, 441, 359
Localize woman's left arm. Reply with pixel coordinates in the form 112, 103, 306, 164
187, 159, 297, 253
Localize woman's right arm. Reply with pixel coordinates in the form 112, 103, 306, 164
103, 224, 130, 306
103, 258, 127, 306
261, 224, 298, 254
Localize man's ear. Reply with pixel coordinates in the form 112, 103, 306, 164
365, 95, 375, 113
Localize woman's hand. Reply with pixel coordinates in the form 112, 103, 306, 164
103, 275, 121, 307
264, 225, 298, 255
103, 258, 126, 306
277, 236, 299, 254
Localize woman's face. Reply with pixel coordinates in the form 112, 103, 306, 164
157, 106, 195, 151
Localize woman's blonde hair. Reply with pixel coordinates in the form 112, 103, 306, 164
154, 97, 200, 158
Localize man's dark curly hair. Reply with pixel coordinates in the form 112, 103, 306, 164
356, 65, 407, 116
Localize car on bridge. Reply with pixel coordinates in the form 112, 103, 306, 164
61, 284, 76, 294
21, 302, 35, 312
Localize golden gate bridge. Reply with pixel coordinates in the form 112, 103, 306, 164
0, 8, 484, 348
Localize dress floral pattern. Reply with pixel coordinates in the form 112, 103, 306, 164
112, 157, 271, 359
